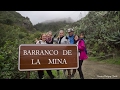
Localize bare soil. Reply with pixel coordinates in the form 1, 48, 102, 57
59, 59, 120, 79
71, 60, 120, 79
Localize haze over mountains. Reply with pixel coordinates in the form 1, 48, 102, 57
41, 17, 75, 24
16, 11, 89, 25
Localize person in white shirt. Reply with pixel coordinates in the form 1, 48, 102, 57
36, 33, 55, 79
57, 30, 70, 79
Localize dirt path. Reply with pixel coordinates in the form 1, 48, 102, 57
35, 59, 120, 79
71, 60, 120, 79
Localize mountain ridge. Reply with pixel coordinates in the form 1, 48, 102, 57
41, 17, 75, 24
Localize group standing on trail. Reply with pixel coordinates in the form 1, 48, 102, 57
34, 28, 88, 79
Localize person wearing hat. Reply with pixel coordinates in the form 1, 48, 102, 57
64, 28, 76, 79
67, 28, 75, 44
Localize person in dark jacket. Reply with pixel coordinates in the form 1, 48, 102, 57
46, 31, 57, 44
36, 33, 55, 79
77, 32, 88, 79
45, 31, 58, 78
66, 28, 75, 79
71, 34, 79, 78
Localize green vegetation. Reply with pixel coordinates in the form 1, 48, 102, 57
0, 23, 42, 79
68, 11, 120, 60
89, 57, 120, 65
0, 11, 34, 31
27, 70, 64, 79
44, 70, 64, 79
0, 11, 120, 79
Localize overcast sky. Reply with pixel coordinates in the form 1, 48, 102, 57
16, 11, 89, 25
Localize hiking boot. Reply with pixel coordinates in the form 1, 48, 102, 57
51, 75, 55, 79
42, 77, 44, 79
67, 75, 71, 79
80, 77, 84, 79
63, 70, 66, 78
39, 77, 44, 79
71, 74, 75, 78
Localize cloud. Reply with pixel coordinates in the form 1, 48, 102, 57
16, 11, 89, 25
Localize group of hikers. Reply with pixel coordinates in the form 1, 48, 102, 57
35, 28, 88, 79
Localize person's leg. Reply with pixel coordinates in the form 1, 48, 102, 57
67, 69, 71, 79
38, 70, 44, 79
46, 70, 55, 79
57, 70, 60, 77
63, 69, 66, 77
77, 60, 84, 79
63, 69, 66, 75
71, 69, 76, 78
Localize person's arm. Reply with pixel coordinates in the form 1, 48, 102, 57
52, 36, 58, 44
66, 39, 70, 44
53, 33, 57, 38
51, 33, 57, 44
64, 39, 69, 44
36, 40, 41, 44
64, 36, 69, 44
78, 40, 85, 51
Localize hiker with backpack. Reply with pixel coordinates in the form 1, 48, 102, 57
76, 32, 88, 79
36, 33, 55, 79
64, 28, 75, 79
45, 31, 61, 77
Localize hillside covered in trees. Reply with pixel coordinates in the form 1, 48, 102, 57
0, 11, 42, 79
67, 11, 120, 59
0, 11, 120, 79
0, 11, 35, 31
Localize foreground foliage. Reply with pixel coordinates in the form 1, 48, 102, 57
0, 24, 42, 79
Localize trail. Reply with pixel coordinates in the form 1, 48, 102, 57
58, 59, 120, 79
71, 60, 120, 79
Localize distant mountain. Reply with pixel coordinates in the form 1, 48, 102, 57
41, 17, 74, 24
33, 17, 74, 33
